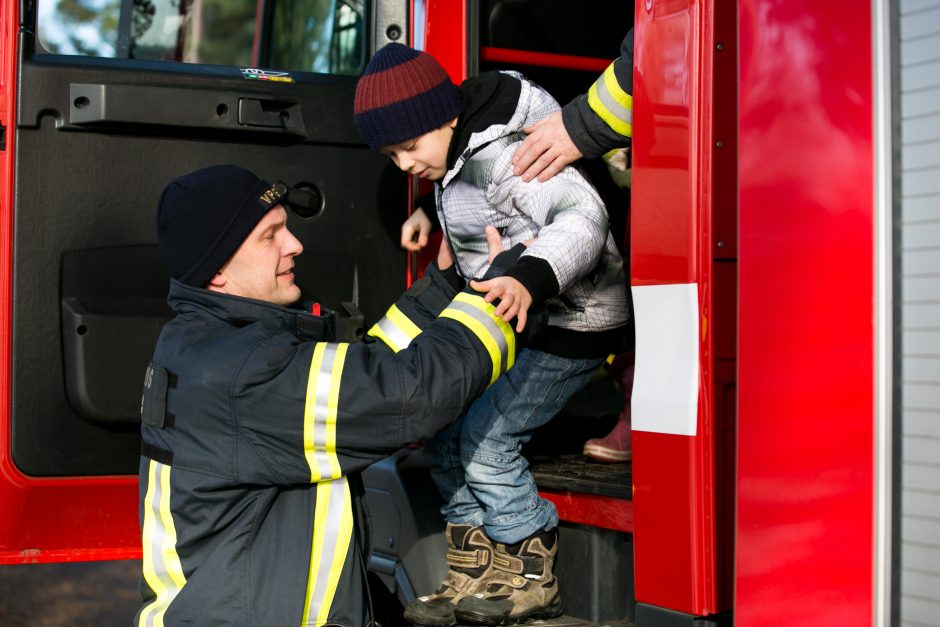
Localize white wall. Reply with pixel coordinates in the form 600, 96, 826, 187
900, 1, 940, 625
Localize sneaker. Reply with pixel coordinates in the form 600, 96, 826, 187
454, 528, 563, 625
582, 413, 632, 462
403, 523, 495, 626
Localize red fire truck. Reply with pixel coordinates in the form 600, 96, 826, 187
0, 0, 929, 625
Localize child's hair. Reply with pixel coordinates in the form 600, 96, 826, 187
353, 43, 463, 150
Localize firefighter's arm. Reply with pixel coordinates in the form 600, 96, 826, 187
562, 29, 634, 159
368, 227, 526, 351
230, 282, 522, 485
365, 261, 463, 353
231, 242, 531, 486
513, 30, 633, 183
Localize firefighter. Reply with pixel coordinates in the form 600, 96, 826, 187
136, 164, 527, 627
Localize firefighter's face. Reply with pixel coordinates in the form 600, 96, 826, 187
209, 206, 304, 306
381, 118, 457, 181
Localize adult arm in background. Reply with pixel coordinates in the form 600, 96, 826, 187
512, 30, 634, 182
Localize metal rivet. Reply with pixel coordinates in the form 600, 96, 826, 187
716, 42, 724, 50
717, 241, 725, 248
716, 140, 724, 149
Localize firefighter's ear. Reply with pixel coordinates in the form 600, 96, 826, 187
207, 271, 227, 289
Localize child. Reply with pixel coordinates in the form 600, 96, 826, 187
354, 44, 630, 626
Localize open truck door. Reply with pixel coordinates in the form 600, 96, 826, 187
0, 0, 410, 563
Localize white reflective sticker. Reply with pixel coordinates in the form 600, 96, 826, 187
631, 283, 700, 436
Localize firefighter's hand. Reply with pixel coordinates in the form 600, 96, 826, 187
401, 208, 432, 252
512, 111, 583, 183
437, 237, 454, 270
484, 224, 505, 263
469, 276, 532, 333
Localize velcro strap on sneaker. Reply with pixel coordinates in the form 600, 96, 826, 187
442, 569, 475, 593
492, 551, 545, 575
447, 547, 489, 569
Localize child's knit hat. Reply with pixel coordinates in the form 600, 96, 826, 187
354, 43, 463, 150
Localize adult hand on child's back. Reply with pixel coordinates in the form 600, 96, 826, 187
512, 111, 583, 183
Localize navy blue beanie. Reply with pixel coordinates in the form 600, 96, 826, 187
156, 165, 283, 287
354, 43, 463, 150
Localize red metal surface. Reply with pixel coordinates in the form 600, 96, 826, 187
422, 0, 467, 85
405, 0, 468, 286
735, 2, 875, 625
480, 47, 610, 73
540, 490, 632, 534
0, 1, 140, 564
631, 0, 719, 616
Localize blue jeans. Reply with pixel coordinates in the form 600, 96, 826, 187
426, 348, 603, 544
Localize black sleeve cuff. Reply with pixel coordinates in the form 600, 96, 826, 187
504, 256, 560, 305
393, 263, 461, 326
432, 260, 465, 292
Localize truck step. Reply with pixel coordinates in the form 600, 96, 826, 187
530, 453, 631, 500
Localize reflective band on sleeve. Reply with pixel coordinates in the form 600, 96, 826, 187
587, 62, 633, 138
441, 293, 515, 385
303, 343, 349, 482
367, 304, 422, 352
138, 460, 187, 627
301, 477, 354, 626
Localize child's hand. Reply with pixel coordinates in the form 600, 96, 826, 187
469, 276, 533, 332
401, 208, 432, 251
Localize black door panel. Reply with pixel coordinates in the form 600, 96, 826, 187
12, 31, 406, 477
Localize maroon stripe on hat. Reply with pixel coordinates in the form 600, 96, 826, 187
354, 54, 453, 113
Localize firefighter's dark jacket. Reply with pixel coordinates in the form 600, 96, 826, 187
136, 264, 516, 627
562, 29, 634, 158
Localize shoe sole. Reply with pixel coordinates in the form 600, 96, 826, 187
455, 595, 563, 625
582, 443, 632, 462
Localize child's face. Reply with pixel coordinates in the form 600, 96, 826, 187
380, 118, 457, 181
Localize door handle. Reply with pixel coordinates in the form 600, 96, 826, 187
238, 98, 305, 134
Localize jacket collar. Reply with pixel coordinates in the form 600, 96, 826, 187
441, 71, 524, 187
167, 279, 336, 341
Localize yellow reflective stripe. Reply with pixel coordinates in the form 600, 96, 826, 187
587, 63, 633, 137
367, 304, 421, 353
301, 477, 354, 626
453, 292, 515, 371
386, 305, 422, 341
138, 460, 186, 627
441, 293, 516, 385
303, 343, 349, 482
440, 307, 501, 384
367, 321, 399, 352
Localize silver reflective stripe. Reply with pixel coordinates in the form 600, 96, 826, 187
310, 344, 338, 477
594, 73, 633, 128
374, 315, 414, 351
302, 478, 353, 625
138, 460, 186, 627
448, 300, 509, 374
